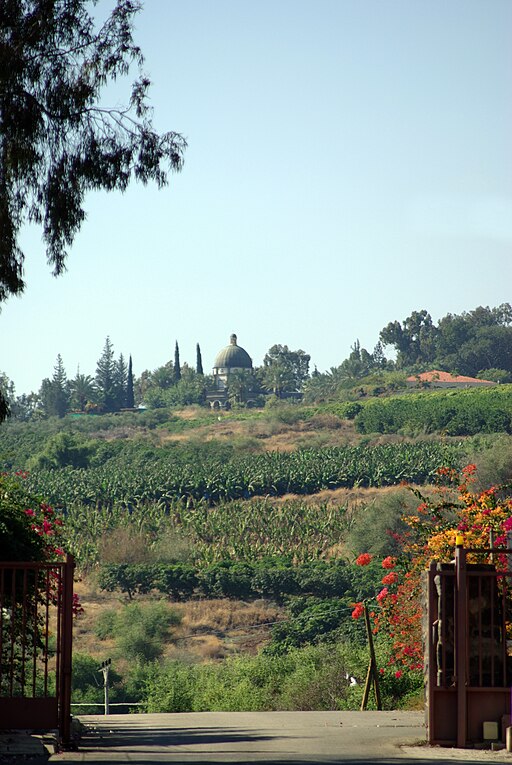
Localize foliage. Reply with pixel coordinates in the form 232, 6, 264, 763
354, 386, 512, 436
126, 356, 135, 409
345, 490, 418, 558
95, 337, 117, 413
21, 441, 463, 516
0, 473, 68, 561
70, 372, 97, 413
28, 431, 94, 470
71, 653, 125, 709
95, 601, 181, 663
353, 467, 512, 678
174, 342, 181, 383
380, 304, 512, 376
0, 0, 185, 303
135, 640, 408, 712
196, 344, 204, 376
39, 355, 70, 418
266, 597, 364, 654
97, 559, 354, 602
260, 345, 310, 396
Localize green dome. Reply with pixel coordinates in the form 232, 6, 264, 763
213, 334, 252, 370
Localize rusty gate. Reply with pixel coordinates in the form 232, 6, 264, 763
0, 557, 74, 744
428, 545, 512, 747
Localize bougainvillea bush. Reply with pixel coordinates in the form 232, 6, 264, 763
351, 465, 512, 690
0, 472, 67, 562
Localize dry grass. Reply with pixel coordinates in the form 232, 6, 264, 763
72, 579, 283, 663
161, 415, 361, 453
260, 483, 405, 507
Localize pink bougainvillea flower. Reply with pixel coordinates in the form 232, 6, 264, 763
376, 587, 389, 604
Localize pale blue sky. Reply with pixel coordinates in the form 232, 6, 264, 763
2, 0, 512, 394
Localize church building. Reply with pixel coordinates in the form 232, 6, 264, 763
206, 334, 253, 409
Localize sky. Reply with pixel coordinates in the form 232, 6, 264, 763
2, 0, 512, 395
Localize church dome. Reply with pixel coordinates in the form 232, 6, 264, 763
213, 334, 252, 370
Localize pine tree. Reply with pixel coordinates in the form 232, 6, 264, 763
96, 337, 116, 412
0, 0, 186, 303
113, 353, 128, 410
196, 343, 204, 375
126, 356, 135, 409
40, 354, 70, 417
174, 341, 181, 382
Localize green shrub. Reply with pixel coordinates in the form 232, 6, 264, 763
153, 564, 198, 600
345, 490, 416, 558
95, 601, 181, 663
28, 432, 95, 470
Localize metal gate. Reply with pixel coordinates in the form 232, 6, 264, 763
427, 545, 512, 746
0, 557, 74, 744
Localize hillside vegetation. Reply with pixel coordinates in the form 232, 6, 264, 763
2, 390, 512, 713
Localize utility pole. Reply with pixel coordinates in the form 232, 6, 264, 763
98, 659, 112, 715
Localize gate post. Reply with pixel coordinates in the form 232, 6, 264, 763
426, 562, 437, 744
455, 543, 467, 748
59, 556, 74, 747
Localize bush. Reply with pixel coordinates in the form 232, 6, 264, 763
28, 432, 94, 469
95, 601, 181, 663
141, 642, 371, 712
345, 490, 416, 558
153, 564, 198, 600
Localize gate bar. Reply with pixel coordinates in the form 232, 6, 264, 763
455, 544, 467, 748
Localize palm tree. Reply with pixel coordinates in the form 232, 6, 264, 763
70, 371, 97, 412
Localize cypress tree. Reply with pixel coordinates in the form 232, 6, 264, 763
196, 343, 204, 375
174, 341, 181, 382
126, 356, 135, 408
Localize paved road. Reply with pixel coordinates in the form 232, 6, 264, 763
49, 711, 510, 764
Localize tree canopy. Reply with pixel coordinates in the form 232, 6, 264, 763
0, 0, 186, 302
261, 345, 310, 397
380, 304, 512, 377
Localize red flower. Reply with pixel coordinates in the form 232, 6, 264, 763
24, 508, 35, 517
382, 556, 396, 569
42, 519, 53, 535
355, 553, 373, 566
382, 571, 399, 586
376, 587, 389, 604
351, 602, 365, 620
394, 670, 403, 679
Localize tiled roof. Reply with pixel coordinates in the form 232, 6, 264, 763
406, 370, 492, 384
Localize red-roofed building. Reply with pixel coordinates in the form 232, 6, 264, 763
406, 370, 495, 389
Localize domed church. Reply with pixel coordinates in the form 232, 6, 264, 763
206, 334, 253, 408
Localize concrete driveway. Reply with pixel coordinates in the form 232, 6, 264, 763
49, 710, 510, 764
